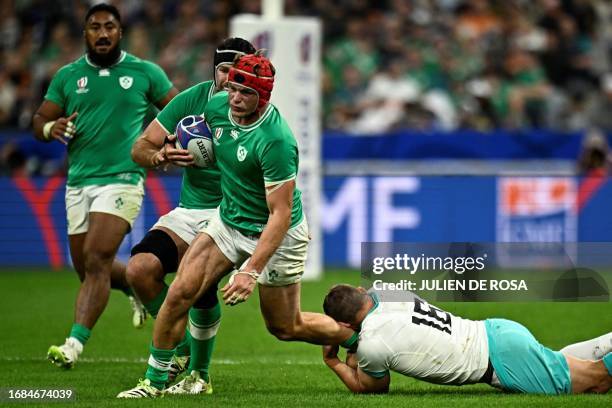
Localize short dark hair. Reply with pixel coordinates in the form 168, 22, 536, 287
217, 37, 256, 55
323, 284, 367, 324
85, 3, 121, 24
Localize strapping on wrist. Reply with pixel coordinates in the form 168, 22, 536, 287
42, 120, 56, 140
237, 270, 260, 280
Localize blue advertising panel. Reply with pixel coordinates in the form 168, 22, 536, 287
321, 176, 611, 267
0, 175, 610, 268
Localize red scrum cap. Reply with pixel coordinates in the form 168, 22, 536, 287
228, 51, 275, 108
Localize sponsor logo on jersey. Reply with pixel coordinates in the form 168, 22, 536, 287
117, 173, 135, 181
237, 145, 248, 162
98, 69, 110, 77
230, 129, 239, 140
119, 76, 133, 89
214, 128, 223, 142
76, 77, 89, 94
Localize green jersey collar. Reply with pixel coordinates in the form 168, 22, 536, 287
366, 292, 380, 317
207, 82, 216, 102
227, 104, 273, 131
85, 51, 127, 68
355, 293, 380, 334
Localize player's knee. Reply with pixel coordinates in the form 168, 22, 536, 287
126, 254, 160, 289
83, 249, 115, 274
130, 229, 179, 275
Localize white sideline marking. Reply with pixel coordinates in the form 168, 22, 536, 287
2, 356, 319, 365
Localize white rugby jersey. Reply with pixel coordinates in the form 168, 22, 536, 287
357, 294, 489, 385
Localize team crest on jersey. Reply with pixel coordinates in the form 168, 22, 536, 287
76, 77, 89, 94
119, 76, 133, 89
237, 145, 248, 162
230, 129, 239, 140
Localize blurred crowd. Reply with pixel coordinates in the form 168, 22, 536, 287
1, 0, 612, 176
0, 0, 611, 134
321, 0, 612, 133
0, 0, 257, 131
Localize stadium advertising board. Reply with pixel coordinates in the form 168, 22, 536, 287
2, 175, 612, 268
496, 177, 577, 267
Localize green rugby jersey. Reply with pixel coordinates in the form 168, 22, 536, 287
156, 80, 221, 210
204, 92, 303, 235
45, 51, 172, 187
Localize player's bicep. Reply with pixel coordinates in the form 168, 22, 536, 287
265, 179, 294, 215
141, 119, 169, 147
356, 367, 390, 394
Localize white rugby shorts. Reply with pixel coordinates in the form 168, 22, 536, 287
203, 212, 309, 286
152, 207, 217, 245
65, 182, 144, 235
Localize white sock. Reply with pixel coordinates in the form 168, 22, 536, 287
66, 337, 84, 355
560, 332, 612, 360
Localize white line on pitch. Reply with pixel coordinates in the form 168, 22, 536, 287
1, 356, 319, 365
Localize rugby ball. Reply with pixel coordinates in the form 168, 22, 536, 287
175, 115, 215, 168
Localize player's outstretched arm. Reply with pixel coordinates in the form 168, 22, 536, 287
131, 120, 194, 168
322, 345, 390, 394
32, 100, 77, 145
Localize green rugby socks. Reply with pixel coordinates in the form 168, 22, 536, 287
188, 305, 221, 382
146, 345, 175, 390
69, 323, 91, 346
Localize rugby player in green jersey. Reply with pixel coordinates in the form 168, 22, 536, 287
117, 38, 255, 397
32, 3, 178, 369
118, 52, 356, 398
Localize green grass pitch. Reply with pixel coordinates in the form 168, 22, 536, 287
0, 268, 610, 407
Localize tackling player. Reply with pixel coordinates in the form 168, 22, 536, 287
321, 284, 612, 395
120, 38, 255, 396
32, 3, 178, 369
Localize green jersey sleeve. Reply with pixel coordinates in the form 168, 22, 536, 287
143, 61, 173, 104
260, 137, 298, 186
44, 66, 68, 107
156, 89, 193, 134
156, 81, 214, 134
203, 91, 227, 121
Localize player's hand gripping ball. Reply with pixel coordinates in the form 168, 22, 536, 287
175, 115, 215, 168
